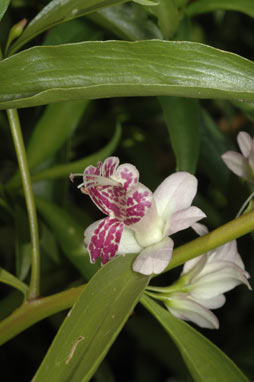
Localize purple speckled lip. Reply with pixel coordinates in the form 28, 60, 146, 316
83, 157, 152, 264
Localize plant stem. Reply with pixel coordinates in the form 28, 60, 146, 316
165, 209, 254, 273
0, 285, 85, 345
7, 109, 40, 300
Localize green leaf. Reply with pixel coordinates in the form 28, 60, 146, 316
0, 0, 10, 22
141, 294, 249, 382
186, 0, 254, 18
9, 0, 128, 54
87, 2, 162, 41
159, 96, 200, 174
1, 40, 254, 110
27, 101, 89, 170
33, 253, 150, 382
133, 0, 159, 5
0, 267, 28, 295
35, 196, 98, 280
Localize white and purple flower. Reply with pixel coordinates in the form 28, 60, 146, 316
221, 131, 254, 183
73, 157, 206, 275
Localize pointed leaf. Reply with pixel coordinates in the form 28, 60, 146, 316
0, 267, 28, 295
1, 41, 254, 110
141, 294, 249, 382
33, 253, 150, 382
0, 0, 10, 22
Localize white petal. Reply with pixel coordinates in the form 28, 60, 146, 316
117, 226, 143, 254
166, 295, 219, 329
166, 206, 206, 236
132, 237, 174, 275
190, 262, 251, 299
153, 172, 198, 222
182, 254, 208, 280
210, 241, 245, 269
221, 151, 250, 180
237, 131, 253, 157
192, 223, 209, 236
248, 147, 254, 174
197, 294, 226, 309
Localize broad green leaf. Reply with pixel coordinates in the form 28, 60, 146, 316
1, 41, 254, 110
0, 267, 28, 295
186, 0, 254, 18
141, 294, 249, 382
35, 196, 98, 280
9, 0, 128, 54
159, 96, 200, 174
87, 2, 162, 41
0, 0, 9, 22
27, 101, 89, 170
33, 253, 150, 382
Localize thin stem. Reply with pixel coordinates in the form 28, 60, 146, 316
0, 284, 85, 345
7, 109, 40, 300
164, 209, 254, 273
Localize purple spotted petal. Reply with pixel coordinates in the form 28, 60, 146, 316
101, 156, 119, 177
115, 163, 139, 191
87, 217, 124, 265
124, 184, 152, 225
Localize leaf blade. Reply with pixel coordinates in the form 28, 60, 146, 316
33, 254, 150, 382
141, 294, 249, 382
186, 0, 254, 18
1, 40, 254, 110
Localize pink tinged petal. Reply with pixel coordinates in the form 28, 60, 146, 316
101, 156, 119, 177
221, 151, 251, 180
114, 163, 139, 191
132, 237, 174, 275
166, 206, 206, 236
210, 241, 245, 269
190, 262, 251, 299
117, 226, 143, 255
237, 131, 253, 157
124, 184, 153, 226
182, 254, 208, 281
153, 172, 198, 222
248, 147, 254, 174
166, 294, 219, 329
192, 223, 209, 236
86, 217, 124, 265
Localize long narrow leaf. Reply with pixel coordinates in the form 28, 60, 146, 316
141, 294, 249, 382
0, 267, 28, 295
1, 40, 254, 110
33, 253, 150, 382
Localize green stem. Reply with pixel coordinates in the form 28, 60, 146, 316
7, 109, 40, 300
0, 285, 85, 345
165, 209, 254, 273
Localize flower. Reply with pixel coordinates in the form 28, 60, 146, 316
147, 228, 251, 329
221, 131, 254, 183
75, 157, 205, 275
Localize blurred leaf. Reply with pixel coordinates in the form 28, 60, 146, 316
232, 100, 254, 122
35, 196, 97, 280
1, 41, 254, 110
133, 0, 159, 5
31, 123, 121, 182
9, 0, 129, 54
27, 101, 89, 170
0, 0, 10, 22
43, 18, 102, 45
157, 0, 179, 39
141, 294, 249, 382
40, 223, 60, 264
200, 108, 233, 189
14, 204, 31, 282
33, 253, 150, 382
186, 0, 254, 18
159, 97, 200, 173
87, 2, 162, 40
0, 267, 28, 295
